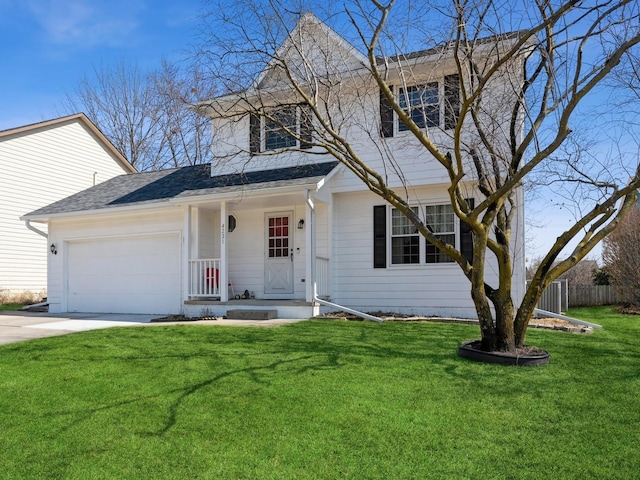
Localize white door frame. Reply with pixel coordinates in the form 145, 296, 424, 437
264, 211, 294, 297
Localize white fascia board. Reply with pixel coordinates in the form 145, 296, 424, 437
169, 180, 323, 207
21, 200, 177, 223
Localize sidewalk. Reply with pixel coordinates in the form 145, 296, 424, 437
0, 311, 307, 345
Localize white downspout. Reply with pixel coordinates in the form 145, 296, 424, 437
24, 219, 48, 238
305, 190, 383, 323
533, 308, 602, 329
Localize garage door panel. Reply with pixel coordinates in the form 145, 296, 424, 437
67, 234, 181, 314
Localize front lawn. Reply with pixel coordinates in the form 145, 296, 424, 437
0, 307, 638, 479
0, 303, 26, 311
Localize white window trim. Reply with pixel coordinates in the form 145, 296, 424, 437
388, 203, 460, 267
263, 106, 298, 152
395, 80, 450, 135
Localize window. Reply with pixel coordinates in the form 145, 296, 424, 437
398, 83, 439, 131
250, 103, 314, 153
391, 207, 420, 264
425, 204, 455, 263
265, 107, 297, 150
268, 216, 289, 258
373, 200, 473, 268
379, 74, 460, 138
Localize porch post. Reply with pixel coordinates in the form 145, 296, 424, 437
220, 201, 228, 302
182, 206, 192, 304
305, 191, 316, 302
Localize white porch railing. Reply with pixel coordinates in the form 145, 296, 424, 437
189, 258, 221, 297
316, 256, 330, 298
190, 257, 327, 299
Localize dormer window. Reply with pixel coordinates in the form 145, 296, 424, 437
250, 103, 313, 154
380, 74, 460, 137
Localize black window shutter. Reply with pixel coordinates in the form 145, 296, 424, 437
379, 86, 394, 138
444, 74, 460, 130
373, 205, 387, 268
299, 103, 313, 149
249, 112, 261, 154
461, 198, 475, 263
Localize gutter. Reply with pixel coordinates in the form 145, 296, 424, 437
305, 189, 383, 323
534, 308, 602, 329
24, 219, 48, 238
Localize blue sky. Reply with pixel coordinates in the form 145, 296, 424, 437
0, 0, 630, 263
0, 0, 203, 130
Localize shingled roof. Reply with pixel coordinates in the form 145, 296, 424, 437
26, 161, 339, 218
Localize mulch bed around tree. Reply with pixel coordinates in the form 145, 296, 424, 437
316, 311, 592, 333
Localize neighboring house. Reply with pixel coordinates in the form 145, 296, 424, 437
1, 113, 135, 295
24, 15, 526, 318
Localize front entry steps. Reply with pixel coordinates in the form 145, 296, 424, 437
226, 309, 277, 320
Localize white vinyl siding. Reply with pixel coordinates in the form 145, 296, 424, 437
0, 119, 130, 293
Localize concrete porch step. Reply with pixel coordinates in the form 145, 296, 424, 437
226, 309, 278, 320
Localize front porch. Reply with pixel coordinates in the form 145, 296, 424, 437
187, 257, 330, 301
171, 162, 339, 319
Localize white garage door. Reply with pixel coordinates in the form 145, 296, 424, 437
67, 234, 181, 314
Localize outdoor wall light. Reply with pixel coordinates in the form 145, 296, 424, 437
298, 219, 305, 229
50, 243, 57, 255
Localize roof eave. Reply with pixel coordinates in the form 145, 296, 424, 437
22, 178, 326, 223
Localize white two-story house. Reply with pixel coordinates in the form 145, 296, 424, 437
23, 14, 526, 318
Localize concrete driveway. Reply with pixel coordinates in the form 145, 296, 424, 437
0, 311, 306, 345
0, 311, 157, 345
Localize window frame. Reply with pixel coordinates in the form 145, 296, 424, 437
383, 74, 459, 136
398, 82, 440, 132
424, 204, 456, 264
250, 104, 314, 154
264, 106, 297, 151
390, 206, 421, 265
388, 203, 460, 267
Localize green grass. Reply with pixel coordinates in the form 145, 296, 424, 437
0, 303, 26, 311
0, 307, 638, 479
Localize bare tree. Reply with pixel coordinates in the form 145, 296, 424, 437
63, 60, 215, 171
197, 0, 640, 353
602, 205, 640, 306
560, 260, 600, 286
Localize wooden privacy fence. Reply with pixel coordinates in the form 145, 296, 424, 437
527, 282, 623, 312
568, 285, 624, 307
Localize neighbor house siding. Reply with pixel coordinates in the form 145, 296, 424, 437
0, 118, 130, 293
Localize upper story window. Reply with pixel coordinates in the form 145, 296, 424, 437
250, 103, 313, 154
398, 83, 440, 131
379, 74, 460, 137
265, 107, 297, 150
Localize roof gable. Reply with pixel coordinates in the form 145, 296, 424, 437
0, 113, 136, 173
252, 12, 368, 91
